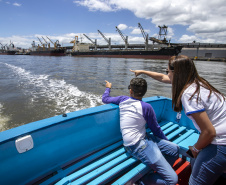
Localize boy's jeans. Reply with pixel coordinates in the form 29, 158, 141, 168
125, 135, 179, 185
189, 144, 226, 185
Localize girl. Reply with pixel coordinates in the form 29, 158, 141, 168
130, 55, 226, 185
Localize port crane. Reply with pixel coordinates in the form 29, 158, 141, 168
115, 26, 128, 49
83, 34, 97, 50
70, 36, 79, 52
42, 36, 50, 49
138, 23, 149, 50
149, 25, 170, 45
0, 43, 5, 50
37, 37, 46, 50
158, 25, 168, 41
70, 36, 79, 45
46, 36, 61, 49
97, 30, 111, 50
0, 43, 10, 50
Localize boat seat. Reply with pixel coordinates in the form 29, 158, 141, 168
112, 121, 199, 185
41, 120, 199, 185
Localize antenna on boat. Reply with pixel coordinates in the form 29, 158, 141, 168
80, 34, 83, 43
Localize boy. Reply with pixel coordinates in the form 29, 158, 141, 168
102, 78, 179, 185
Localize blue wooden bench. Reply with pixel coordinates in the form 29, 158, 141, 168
40, 120, 199, 185
112, 121, 199, 185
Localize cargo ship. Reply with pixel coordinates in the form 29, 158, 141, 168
0, 42, 17, 55
29, 48, 66, 56
71, 43, 183, 60
0, 50, 16, 55
70, 24, 183, 59
29, 37, 66, 56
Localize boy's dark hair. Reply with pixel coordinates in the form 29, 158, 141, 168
130, 78, 147, 97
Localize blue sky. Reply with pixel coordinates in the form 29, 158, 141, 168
0, 0, 226, 48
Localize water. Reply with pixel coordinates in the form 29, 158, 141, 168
0, 55, 226, 131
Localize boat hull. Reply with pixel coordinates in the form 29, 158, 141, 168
0, 96, 197, 185
30, 49, 66, 56
71, 46, 183, 59
0, 50, 16, 55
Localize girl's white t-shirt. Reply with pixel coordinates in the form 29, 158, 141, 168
181, 83, 226, 145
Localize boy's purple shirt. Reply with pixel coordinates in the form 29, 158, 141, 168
102, 88, 168, 140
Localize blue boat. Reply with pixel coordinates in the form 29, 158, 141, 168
0, 96, 225, 185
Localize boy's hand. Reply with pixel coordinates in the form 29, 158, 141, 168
105, 80, 112, 89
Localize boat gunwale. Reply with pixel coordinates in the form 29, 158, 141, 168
0, 96, 169, 144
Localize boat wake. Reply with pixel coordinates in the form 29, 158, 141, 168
0, 103, 11, 131
4, 63, 103, 114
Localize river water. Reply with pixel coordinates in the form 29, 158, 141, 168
0, 55, 226, 131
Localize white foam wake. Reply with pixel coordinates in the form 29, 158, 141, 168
4, 63, 103, 114
0, 103, 10, 132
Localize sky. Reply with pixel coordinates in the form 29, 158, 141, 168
0, 0, 226, 49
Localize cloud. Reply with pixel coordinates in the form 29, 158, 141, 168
117, 24, 128, 30
178, 35, 198, 43
74, 0, 120, 12
13, 2, 21, 6
131, 28, 141, 35
74, 0, 226, 43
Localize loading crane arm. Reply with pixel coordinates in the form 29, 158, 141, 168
138, 23, 149, 50
138, 23, 147, 41
70, 36, 78, 44
41, 36, 48, 44
0, 43, 4, 49
37, 37, 44, 45
115, 26, 128, 45
42, 36, 50, 48
37, 37, 46, 50
70, 36, 79, 51
46, 36, 61, 49
97, 30, 110, 45
46, 36, 55, 45
83, 34, 95, 45
9, 41, 15, 48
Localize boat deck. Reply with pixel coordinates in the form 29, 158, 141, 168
38, 120, 226, 185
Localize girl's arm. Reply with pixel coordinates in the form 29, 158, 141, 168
130, 69, 171, 84
189, 111, 216, 158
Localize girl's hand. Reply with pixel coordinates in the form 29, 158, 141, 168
130, 69, 143, 77
105, 80, 112, 89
